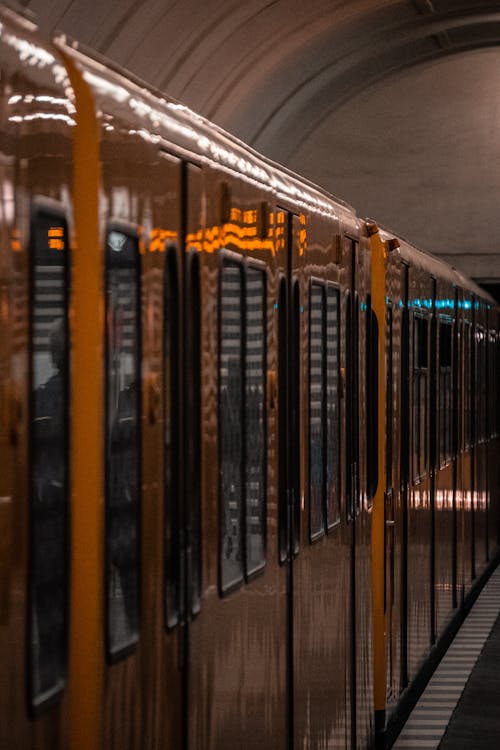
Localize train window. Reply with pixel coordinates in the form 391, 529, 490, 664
413, 314, 428, 480
309, 282, 325, 540
326, 285, 341, 527
400, 294, 410, 487
29, 206, 70, 709
463, 321, 472, 448
308, 280, 341, 536
488, 330, 497, 439
346, 291, 361, 519
353, 296, 360, 514
291, 279, 301, 554
220, 260, 244, 592
497, 334, 500, 438
185, 252, 202, 611
164, 249, 179, 628
104, 226, 141, 660
245, 266, 267, 576
278, 278, 288, 564
453, 307, 460, 458
366, 295, 379, 501
439, 318, 452, 465
476, 327, 487, 443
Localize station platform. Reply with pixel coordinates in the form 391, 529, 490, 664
392, 564, 500, 749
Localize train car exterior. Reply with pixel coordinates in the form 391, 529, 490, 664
373, 228, 499, 743
0, 6, 499, 750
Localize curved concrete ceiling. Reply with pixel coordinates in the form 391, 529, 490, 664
17, 0, 500, 281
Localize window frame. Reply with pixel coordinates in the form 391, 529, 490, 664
104, 220, 142, 663
244, 257, 268, 581
164, 245, 180, 629
28, 199, 71, 713
488, 328, 497, 439
412, 311, 429, 483
325, 283, 342, 530
438, 315, 453, 468
308, 278, 342, 541
476, 324, 487, 445
218, 250, 268, 595
185, 249, 203, 611
463, 318, 473, 450
309, 279, 326, 542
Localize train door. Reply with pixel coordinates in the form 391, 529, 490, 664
455, 289, 468, 606
350, 238, 375, 750
346, 235, 374, 749
292, 218, 351, 750
433, 283, 457, 638
384, 301, 399, 706
383, 253, 404, 719
487, 313, 500, 559
474, 304, 488, 577
186, 184, 287, 750
94, 112, 191, 750
101, 154, 202, 750
144, 157, 197, 750
460, 298, 474, 596
277, 211, 301, 750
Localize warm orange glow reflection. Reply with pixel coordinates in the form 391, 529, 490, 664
48, 226, 65, 251
187, 214, 275, 254
299, 213, 306, 255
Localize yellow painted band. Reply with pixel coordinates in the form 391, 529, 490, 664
59, 49, 104, 750
370, 227, 387, 713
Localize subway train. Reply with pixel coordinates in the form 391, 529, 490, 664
0, 6, 499, 750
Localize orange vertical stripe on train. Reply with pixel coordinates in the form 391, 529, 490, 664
59, 49, 104, 750
367, 222, 388, 719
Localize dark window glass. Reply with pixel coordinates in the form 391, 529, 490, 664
278, 279, 288, 564
164, 250, 179, 628
400, 297, 410, 486
457, 320, 463, 453
29, 209, 69, 707
245, 267, 266, 576
413, 315, 428, 480
366, 297, 379, 500
346, 291, 360, 518
464, 321, 472, 448
326, 286, 341, 526
309, 283, 325, 539
488, 330, 496, 439
497, 335, 500, 438
278, 277, 301, 562
220, 261, 244, 592
291, 280, 301, 555
439, 319, 452, 464
186, 253, 202, 611
477, 328, 487, 443
353, 297, 360, 513
105, 228, 141, 658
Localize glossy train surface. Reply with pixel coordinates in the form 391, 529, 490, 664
0, 7, 498, 750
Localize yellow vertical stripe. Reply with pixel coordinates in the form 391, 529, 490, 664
369, 226, 387, 714
60, 50, 103, 750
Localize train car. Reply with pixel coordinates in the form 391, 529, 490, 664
0, 6, 499, 750
370, 226, 499, 742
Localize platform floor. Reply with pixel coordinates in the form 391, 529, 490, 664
392, 565, 500, 749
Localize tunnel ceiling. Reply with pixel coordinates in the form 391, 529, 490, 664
18, 0, 500, 280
